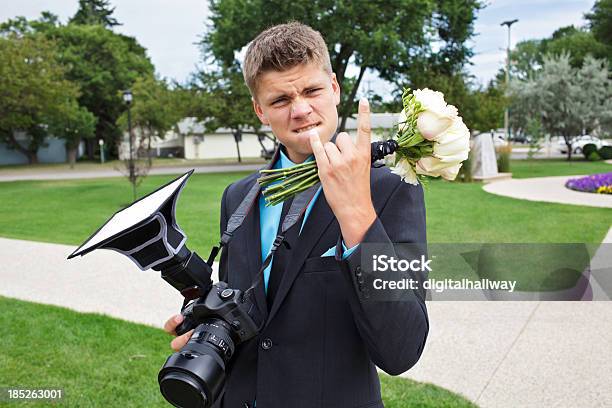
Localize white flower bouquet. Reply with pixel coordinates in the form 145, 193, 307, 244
258, 88, 471, 206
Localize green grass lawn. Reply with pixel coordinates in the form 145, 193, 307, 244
0, 165, 608, 252
510, 158, 611, 178
0, 161, 609, 406
424, 179, 609, 243
0, 172, 244, 256
0, 296, 476, 408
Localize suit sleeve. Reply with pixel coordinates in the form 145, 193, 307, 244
335, 179, 429, 376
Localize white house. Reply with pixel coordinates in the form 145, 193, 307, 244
0, 132, 83, 165
120, 113, 401, 161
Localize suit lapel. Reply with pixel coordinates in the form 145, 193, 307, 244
265, 190, 335, 327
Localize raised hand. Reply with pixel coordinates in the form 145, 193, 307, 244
308, 98, 376, 248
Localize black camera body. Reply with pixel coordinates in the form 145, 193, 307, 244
159, 281, 260, 408
67, 171, 263, 408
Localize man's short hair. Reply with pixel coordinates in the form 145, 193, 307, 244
242, 22, 332, 98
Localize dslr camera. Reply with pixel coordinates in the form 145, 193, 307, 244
68, 171, 261, 408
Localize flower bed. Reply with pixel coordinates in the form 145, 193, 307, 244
565, 172, 612, 194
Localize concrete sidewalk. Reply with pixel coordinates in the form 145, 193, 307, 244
484, 175, 612, 208
1, 236, 611, 407
0, 163, 263, 182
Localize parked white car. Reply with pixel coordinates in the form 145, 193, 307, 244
557, 135, 609, 154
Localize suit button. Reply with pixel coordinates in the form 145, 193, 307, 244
261, 338, 273, 350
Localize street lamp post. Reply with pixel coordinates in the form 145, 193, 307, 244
501, 19, 518, 144
123, 90, 136, 200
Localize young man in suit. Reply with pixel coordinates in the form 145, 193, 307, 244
164, 22, 429, 408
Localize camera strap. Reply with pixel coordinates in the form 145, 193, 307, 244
243, 181, 320, 299
205, 145, 321, 317
205, 147, 281, 266
206, 145, 320, 270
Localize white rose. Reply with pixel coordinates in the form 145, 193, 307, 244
390, 158, 418, 185
412, 88, 459, 141
417, 111, 453, 141
415, 157, 463, 181
433, 117, 470, 163
439, 163, 463, 181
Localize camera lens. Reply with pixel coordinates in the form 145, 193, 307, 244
159, 372, 208, 408
158, 320, 236, 408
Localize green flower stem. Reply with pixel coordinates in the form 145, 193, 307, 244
260, 168, 317, 194
266, 173, 319, 201
259, 161, 316, 174
266, 177, 320, 207
399, 134, 426, 148
258, 166, 312, 181
264, 173, 320, 206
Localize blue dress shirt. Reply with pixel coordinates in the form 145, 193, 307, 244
259, 150, 357, 292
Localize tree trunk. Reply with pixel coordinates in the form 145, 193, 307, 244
66, 146, 78, 168
7, 131, 39, 164
332, 44, 353, 87
564, 136, 572, 161
339, 65, 367, 133
86, 137, 96, 160
26, 151, 39, 164
234, 130, 242, 163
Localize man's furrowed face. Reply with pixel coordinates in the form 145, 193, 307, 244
252, 62, 341, 163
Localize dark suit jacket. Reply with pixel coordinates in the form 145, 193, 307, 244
215, 165, 429, 408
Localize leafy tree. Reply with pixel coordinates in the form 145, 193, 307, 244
201, 0, 483, 132
49, 101, 97, 167
0, 34, 82, 163
468, 81, 506, 133
508, 75, 539, 137
188, 67, 265, 162
0, 12, 60, 35
45, 24, 154, 158
117, 75, 186, 159
573, 56, 612, 136
544, 26, 608, 67
510, 53, 611, 160
69, 0, 121, 28
509, 39, 545, 80
113, 76, 188, 196
531, 53, 581, 160
1, 14, 154, 159
586, 0, 612, 47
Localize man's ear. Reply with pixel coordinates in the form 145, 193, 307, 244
331, 73, 341, 106
252, 98, 269, 125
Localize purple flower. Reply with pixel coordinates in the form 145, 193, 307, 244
565, 172, 612, 194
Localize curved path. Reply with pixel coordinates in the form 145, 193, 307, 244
1, 168, 611, 407
483, 175, 612, 208
1, 234, 611, 408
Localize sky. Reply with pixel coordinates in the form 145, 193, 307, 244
0, 0, 597, 95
